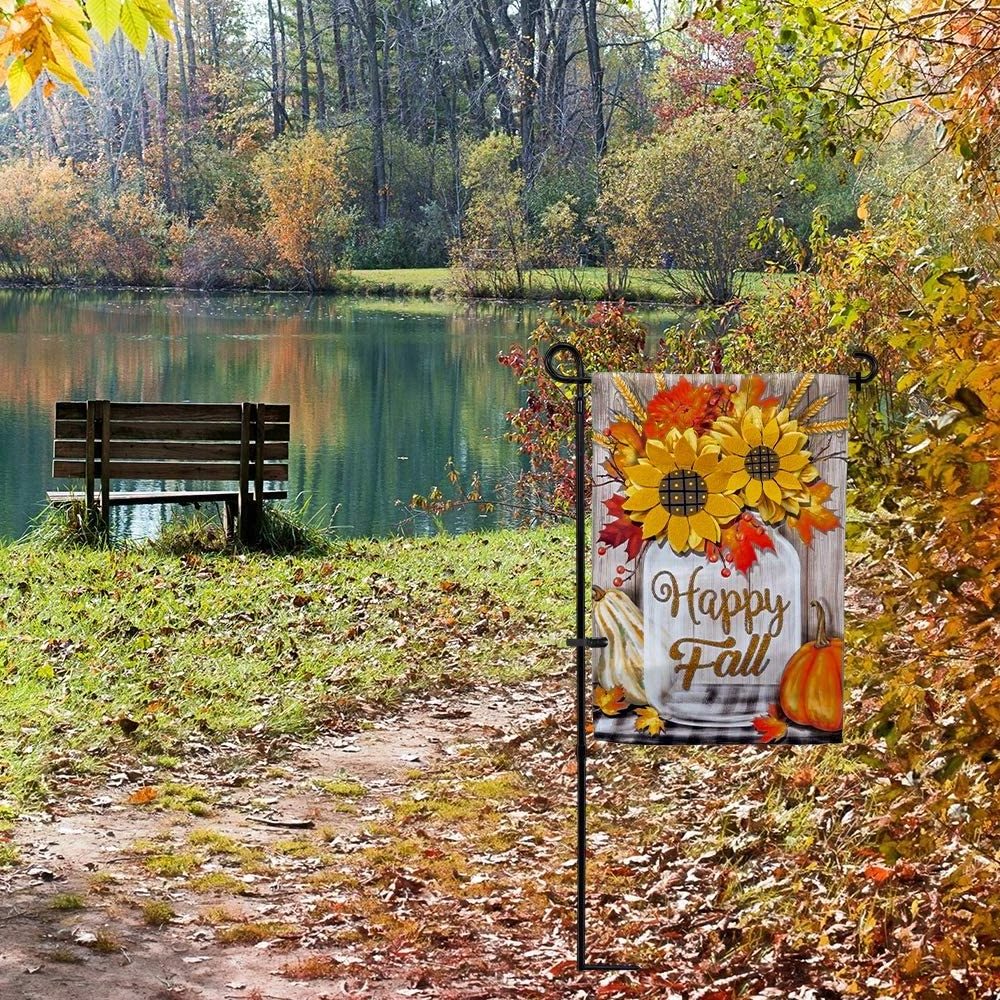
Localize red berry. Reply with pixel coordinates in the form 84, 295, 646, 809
613, 577, 623, 587
616, 565, 626, 574
720, 568, 732, 578
597, 546, 607, 556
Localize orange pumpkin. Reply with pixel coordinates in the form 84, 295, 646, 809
779, 600, 843, 732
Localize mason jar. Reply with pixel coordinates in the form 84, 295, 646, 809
641, 527, 802, 728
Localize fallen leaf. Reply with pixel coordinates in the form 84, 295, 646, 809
634, 706, 666, 736
865, 864, 893, 884
593, 685, 628, 716
127, 786, 158, 805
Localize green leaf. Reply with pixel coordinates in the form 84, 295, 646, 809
85, 0, 122, 42
119, 0, 150, 49
6, 58, 32, 109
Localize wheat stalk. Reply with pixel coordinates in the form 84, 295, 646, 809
796, 394, 830, 423
655, 372, 666, 393
800, 419, 849, 434
786, 374, 814, 413
613, 375, 647, 424
593, 431, 616, 450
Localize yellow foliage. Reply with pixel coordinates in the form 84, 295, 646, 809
254, 129, 353, 290
0, 0, 173, 107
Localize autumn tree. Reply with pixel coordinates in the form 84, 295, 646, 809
254, 128, 353, 291
597, 108, 790, 303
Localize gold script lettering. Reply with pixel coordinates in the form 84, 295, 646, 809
669, 635, 774, 690
650, 565, 790, 637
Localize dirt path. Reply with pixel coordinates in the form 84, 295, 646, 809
1, 679, 559, 1000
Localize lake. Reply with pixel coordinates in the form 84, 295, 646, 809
0, 289, 679, 541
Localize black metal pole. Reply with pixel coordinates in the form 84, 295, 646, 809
544, 343, 637, 973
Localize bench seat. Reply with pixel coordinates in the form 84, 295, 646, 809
46, 489, 289, 507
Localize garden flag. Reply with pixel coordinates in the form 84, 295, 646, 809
591, 373, 846, 746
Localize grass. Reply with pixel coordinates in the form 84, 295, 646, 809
316, 775, 366, 797
141, 900, 176, 926
50, 893, 85, 911
348, 266, 789, 304
215, 920, 297, 945
0, 525, 572, 811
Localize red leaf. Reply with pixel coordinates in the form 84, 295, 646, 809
720, 514, 774, 573
752, 713, 787, 743
598, 493, 646, 562
865, 864, 893, 884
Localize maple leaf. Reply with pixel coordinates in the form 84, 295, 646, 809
752, 713, 787, 743
747, 374, 781, 409
634, 706, 667, 736
864, 864, 893, 884
720, 514, 774, 573
598, 493, 646, 562
128, 786, 158, 805
593, 685, 628, 716
644, 378, 733, 438
788, 480, 841, 545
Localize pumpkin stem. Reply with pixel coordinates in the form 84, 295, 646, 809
592, 585, 606, 601
812, 600, 830, 648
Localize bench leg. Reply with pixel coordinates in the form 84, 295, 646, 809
238, 499, 261, 545
223, 498, 238, 541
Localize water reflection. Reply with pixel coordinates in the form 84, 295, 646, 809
0, 289, 679, 540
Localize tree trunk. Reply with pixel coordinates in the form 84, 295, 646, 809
307, 0, 327, 123
183, 0, 197, 104
153, 37, 173, 209
581, 0, 607, 159
295, 0, 311, 123
268, 0, 286, 136
332, 5, 350, 112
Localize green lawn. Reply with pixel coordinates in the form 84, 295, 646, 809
348, 266, 790, 303
0, 526, 574, 810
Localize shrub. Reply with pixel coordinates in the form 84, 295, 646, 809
596, 108, 791, 303
451, 134, 533, 298
254, 129, 354, 290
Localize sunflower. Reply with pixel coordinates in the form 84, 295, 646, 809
620, 428, 743, 553
712, 406, 819, 524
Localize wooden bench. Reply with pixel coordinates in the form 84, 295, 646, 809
48, 400, 290, 543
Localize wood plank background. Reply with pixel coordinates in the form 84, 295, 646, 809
590, 373, 847, 654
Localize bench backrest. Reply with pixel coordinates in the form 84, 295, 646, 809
53, 401, 289, 495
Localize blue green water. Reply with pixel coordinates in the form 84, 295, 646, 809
0, 289, 678, 540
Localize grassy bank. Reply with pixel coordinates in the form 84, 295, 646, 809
349, 266, 785, 302
0, 526, 573, 810
0, 266, 787, 305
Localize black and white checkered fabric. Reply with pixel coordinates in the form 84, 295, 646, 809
594, 704, 841, 745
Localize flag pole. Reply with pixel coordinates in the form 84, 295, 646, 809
544, 342, 639, 973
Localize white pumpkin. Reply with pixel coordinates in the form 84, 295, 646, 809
592, 587, 647, 705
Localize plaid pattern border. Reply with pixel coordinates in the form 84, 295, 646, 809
594, 708, 842, 746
